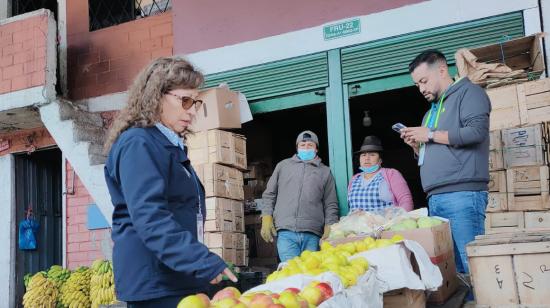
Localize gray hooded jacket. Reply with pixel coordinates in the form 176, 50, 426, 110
420, 77, 490, 195
261, 155, 339, 236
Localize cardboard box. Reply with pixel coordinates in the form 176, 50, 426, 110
205, 232, 234, 249
383, 288, 426, 308
195, 164, 244, 200
211, 247, 237, 264
428, 253, 458, 304
381, 221, 453, 259
236, 249, 248, 266
381, 221, 457, 303
192, 87, 241, 131
205, 216, 235, 232
234, 215, 245, 233
205, 198, 233, 221
233, 233, 246, 250
502, 124, 546, 168
188, 130, 247, 170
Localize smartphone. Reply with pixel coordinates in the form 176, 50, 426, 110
392, 123, 407, 133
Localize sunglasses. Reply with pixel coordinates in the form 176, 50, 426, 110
165, 92, 203, 111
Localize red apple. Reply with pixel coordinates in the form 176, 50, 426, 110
314, 282, 334, 301
267, 305, 285, 308
212, 297, 240, 308
250, 294, 275, 308
196, 293, 210, 306
300, 286, 323, 306
283, 287, 301, 295
270, 293, 280, 299
212, 286, 241, 302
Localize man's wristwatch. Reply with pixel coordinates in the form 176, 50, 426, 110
427, 130, 435, 143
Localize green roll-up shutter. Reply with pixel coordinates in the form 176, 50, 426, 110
341, 12, 525, 87
203, 52, 328, 101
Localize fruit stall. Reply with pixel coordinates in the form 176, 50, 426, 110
20, 209, 451, 308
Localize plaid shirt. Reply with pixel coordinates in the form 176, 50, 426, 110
348, 172, 393, 212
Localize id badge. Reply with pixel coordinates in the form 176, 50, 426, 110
418, 143, 426, 166
196, 213, 204, 244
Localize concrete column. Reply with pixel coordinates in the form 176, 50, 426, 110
0, 0, 11, 20
540, 0, 550, 75
0, 154, 15, 308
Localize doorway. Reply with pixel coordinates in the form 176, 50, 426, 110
14, 148, 62, 306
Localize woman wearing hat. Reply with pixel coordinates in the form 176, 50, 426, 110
347, 136, 413, 212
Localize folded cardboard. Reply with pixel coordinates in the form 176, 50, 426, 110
187, 129, 247, 170
192, 87, 241, 131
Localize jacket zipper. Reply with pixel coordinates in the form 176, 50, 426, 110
295, 161, 306, 231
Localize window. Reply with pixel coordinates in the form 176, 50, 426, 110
89, 0, 171, 31
11, 0, 57, 19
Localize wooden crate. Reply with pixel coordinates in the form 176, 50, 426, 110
487, 171, 507, 212
502, 124, 546, 168
466, 232, 550, 305
524, 211, 550, 229
488, 78, 550, 131
489, 130, 504, 171
488, 84, 522, 131
506, 166, 550, 211
485, 212, 525, 234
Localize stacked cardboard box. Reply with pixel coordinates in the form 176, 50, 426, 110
381, 222, 457, 304
188, 88, 249, 266
486, 90, 550, 233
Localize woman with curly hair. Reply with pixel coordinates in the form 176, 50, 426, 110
104, 57, 237, 307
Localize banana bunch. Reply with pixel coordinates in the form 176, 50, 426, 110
90, 260, 117, 308
59, 266, 92, 308
47, 265, 71, 288
23, 273, 32, 289
22, 272, 58, 308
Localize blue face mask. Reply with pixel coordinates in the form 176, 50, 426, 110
360, 165, 380, 174
297, 149, 316, 161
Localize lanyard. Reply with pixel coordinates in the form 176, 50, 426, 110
424, 92, 446, 129
423, 77, 463, 129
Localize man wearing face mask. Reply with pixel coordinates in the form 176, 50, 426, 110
400, 49, 490, 276
260, 130, 339, 262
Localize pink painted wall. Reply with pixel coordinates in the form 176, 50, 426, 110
173, 0, 426, 54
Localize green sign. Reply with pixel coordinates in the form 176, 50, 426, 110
323, 19, 361, 40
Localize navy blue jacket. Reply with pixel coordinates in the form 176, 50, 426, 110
104, 127, 226, 301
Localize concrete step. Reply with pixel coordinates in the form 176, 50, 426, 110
59, 100, 104, 127
89, 153, 107, 165
74, 126, 106, 144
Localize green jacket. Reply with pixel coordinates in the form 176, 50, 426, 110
261, 155, 339, 236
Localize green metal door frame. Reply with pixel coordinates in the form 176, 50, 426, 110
326, 50, 353, 216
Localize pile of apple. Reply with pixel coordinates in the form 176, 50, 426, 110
177, 281, 334, 307
265, 235, 403, 288
388, 217, 443, 232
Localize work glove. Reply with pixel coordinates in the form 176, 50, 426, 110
260, 215, 277, 243
321, 224, 331, 240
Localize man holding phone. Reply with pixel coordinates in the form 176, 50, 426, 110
399, 49, 490, 277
